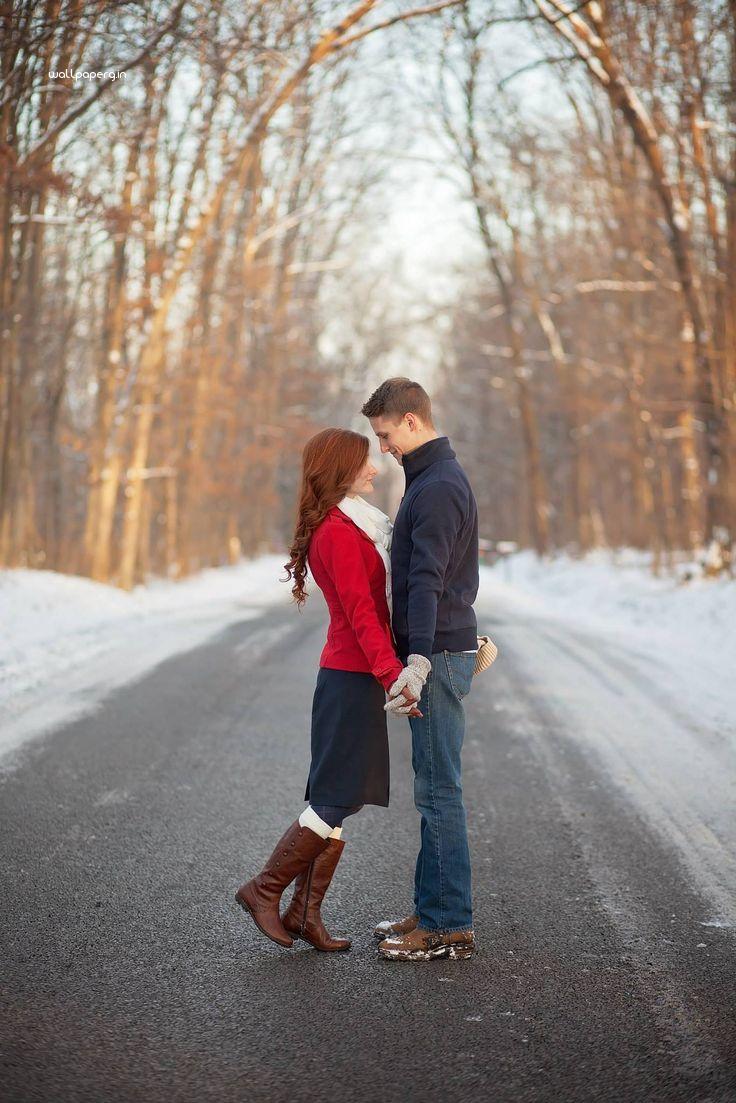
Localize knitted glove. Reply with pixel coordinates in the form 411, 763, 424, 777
384, 655, 432, 714
384, 694, 417, 716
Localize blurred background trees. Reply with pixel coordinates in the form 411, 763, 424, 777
435, 0, 735, 569
1, 0, 733, 585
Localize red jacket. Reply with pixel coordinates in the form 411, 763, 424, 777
308, 506, 403, 692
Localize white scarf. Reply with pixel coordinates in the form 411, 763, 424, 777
336, 494, 393, 607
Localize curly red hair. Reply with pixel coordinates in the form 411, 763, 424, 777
284, 428, 370, 607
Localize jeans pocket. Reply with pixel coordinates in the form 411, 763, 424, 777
443, 651, 475, 700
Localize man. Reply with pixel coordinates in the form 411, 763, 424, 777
362, 378, 479, 962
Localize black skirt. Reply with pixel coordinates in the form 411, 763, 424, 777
304, 667, 389, 808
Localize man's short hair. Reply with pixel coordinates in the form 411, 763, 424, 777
361, 377, 433, 424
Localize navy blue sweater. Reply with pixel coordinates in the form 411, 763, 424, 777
390, 436, 479, 660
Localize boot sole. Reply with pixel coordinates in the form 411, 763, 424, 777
378, 943, 474, 961
235, 892, 294, 948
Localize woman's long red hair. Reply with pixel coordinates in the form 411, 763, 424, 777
284, 428, 370, 607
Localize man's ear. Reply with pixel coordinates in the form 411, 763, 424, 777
405, 412, 417, 432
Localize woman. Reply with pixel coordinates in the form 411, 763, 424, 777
235, 428, 420, 952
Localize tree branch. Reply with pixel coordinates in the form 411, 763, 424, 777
19, 1, 187, 165
331, 0, 468, 50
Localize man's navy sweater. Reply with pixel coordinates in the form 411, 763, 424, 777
391, 436, 479, 661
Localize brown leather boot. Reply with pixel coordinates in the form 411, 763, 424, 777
235, 821, 329, 947
282, 837, 351, 951
373, 912, 419, 940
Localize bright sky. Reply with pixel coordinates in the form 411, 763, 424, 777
321, 3, 572, 395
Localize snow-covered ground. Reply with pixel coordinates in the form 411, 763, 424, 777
2, 548, 734, 763
478, 550, 736, 925
0, 556, 292, 760
479, 549, 736, 736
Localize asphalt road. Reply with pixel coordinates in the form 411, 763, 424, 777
1, 599, 734, 1103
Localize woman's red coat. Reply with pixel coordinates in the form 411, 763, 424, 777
308, 506, 403, 693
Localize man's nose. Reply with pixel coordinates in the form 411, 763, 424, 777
380, 441, 389, 453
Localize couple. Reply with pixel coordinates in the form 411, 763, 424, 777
235, 378, 479, 962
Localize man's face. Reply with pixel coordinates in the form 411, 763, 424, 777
369, 414, 420, 463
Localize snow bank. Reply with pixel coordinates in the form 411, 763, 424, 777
2, 555, 290, 693
1, 556, 292, 758
479, 549, 736, 731
480, 548, 736, 656
3, 547, 734, 762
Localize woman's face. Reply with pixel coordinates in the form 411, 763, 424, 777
348, 456, 378, 496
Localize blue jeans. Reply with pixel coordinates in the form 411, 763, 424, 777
408, 650, 475, 933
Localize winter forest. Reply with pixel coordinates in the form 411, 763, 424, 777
1, 0, 735, 588
4, 6, 736, 1095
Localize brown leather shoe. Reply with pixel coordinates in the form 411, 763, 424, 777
373, 913, 419, 940
378, 926, 475, 961
235, 821, 329, 948
282, 837, 351, 952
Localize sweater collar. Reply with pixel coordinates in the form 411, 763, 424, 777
402, 436, 454, 485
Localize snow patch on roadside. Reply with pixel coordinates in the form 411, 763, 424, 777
1, 556, 291, 759
3, 548, 734, 763
478, 549, 736, 733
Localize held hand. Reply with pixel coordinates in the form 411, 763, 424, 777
402, 686, 423, 718
384, 686, 423, 718
387, 655, 432, 703
407, 705, 423, 718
